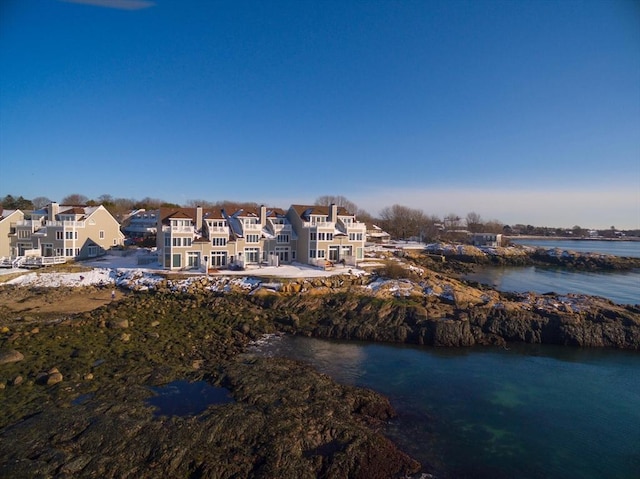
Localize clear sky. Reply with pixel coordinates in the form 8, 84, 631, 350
1, 0, 639, 229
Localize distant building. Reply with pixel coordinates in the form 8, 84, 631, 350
470, 233, 503, 247
365, 223, 391, 244
121, 209, 158, 238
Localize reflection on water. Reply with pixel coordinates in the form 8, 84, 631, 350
251, 335, 640, 479
464, 266, 640, 305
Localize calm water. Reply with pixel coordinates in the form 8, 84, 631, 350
466, 239, 640, 305
510, 239, 640, 258
464, 267, 640, 305
249, 336, 640, 479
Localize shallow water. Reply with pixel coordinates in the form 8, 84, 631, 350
249, 335, 640, 479
146, 380, 233, 417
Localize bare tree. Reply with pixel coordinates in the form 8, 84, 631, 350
185, 199, 217, 208
483, 219, 504, 234
422, 214, 443, 241
379, 204, 427, 240
314, 195, 359, 215
61, 193, 89, 205
465, 211, 483, 233
31, 196, 51, 209
443, 213, 462, 231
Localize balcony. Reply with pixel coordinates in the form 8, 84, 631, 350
162, 225, 194, 233
46, 220, 85, 228
242, 223, 262, 231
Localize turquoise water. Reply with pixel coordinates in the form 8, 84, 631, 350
250, 336, 640, 479
510, 239, 640, 258
464, 266, 640, 305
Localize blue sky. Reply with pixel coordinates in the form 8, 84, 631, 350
1, 0, 639, 229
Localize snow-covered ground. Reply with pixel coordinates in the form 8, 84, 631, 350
0, 250, 368, 289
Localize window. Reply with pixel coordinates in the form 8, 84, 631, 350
212, 237, 227, 246
165, 236, 171, 247
317, 250, 325, 258
309, 250, 316, 258
65, 248, 74, 257
65, 231, 78, 240
184, 237, 192, 247
244, 247, 260, 263
88, 246, 98, 257
277, 234, 289, 243
56, 231, 63, 240
318, 232, 325, 241
172, 254, 181, 268
173, 238, 180, 247
246, 234, 259, 243
18, 230, 30, 239
99, 230, 105, 239
210, 251, 227, 266
187, 252, 199, 267
327, 233, 333, 241
310, 232, 317, 241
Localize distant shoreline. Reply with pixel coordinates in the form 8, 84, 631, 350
506, 236, 640, 242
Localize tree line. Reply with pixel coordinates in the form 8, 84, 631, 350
2, 193, 634, 241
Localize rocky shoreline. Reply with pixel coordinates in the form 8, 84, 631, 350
1, 254, 639, 478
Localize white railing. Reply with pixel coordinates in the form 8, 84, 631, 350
162, 225, 193, 233
243, 223, 262, 231
269, 221, 291, 232
208, 226, 228, 233
46, 220, 85, 228
302, 221, 333, 228
16, 219, 45, 228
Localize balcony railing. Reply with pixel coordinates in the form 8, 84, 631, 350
162, 225, 194, 233
208, 226, 229, 233
46, 220, 85, 228
242, 223, 262, 231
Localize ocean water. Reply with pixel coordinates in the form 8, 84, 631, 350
249, 336, 640, 479
465, 239, 640, 305
464, 266, 640, 305
509, 239, 640, 258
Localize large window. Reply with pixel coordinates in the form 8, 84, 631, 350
172, 254, 181, 268
210, 251, 227, 267
187, 252, 200, 268
244, 247, 260, 263
277, 234, 289, 243
275, 247, 289, 262
246, 234, 259, 243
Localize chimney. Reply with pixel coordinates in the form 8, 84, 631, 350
49, 202, 59, 221
260, 205, 267, 227
329, 203, 338, 223
196, 206, 203, 230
